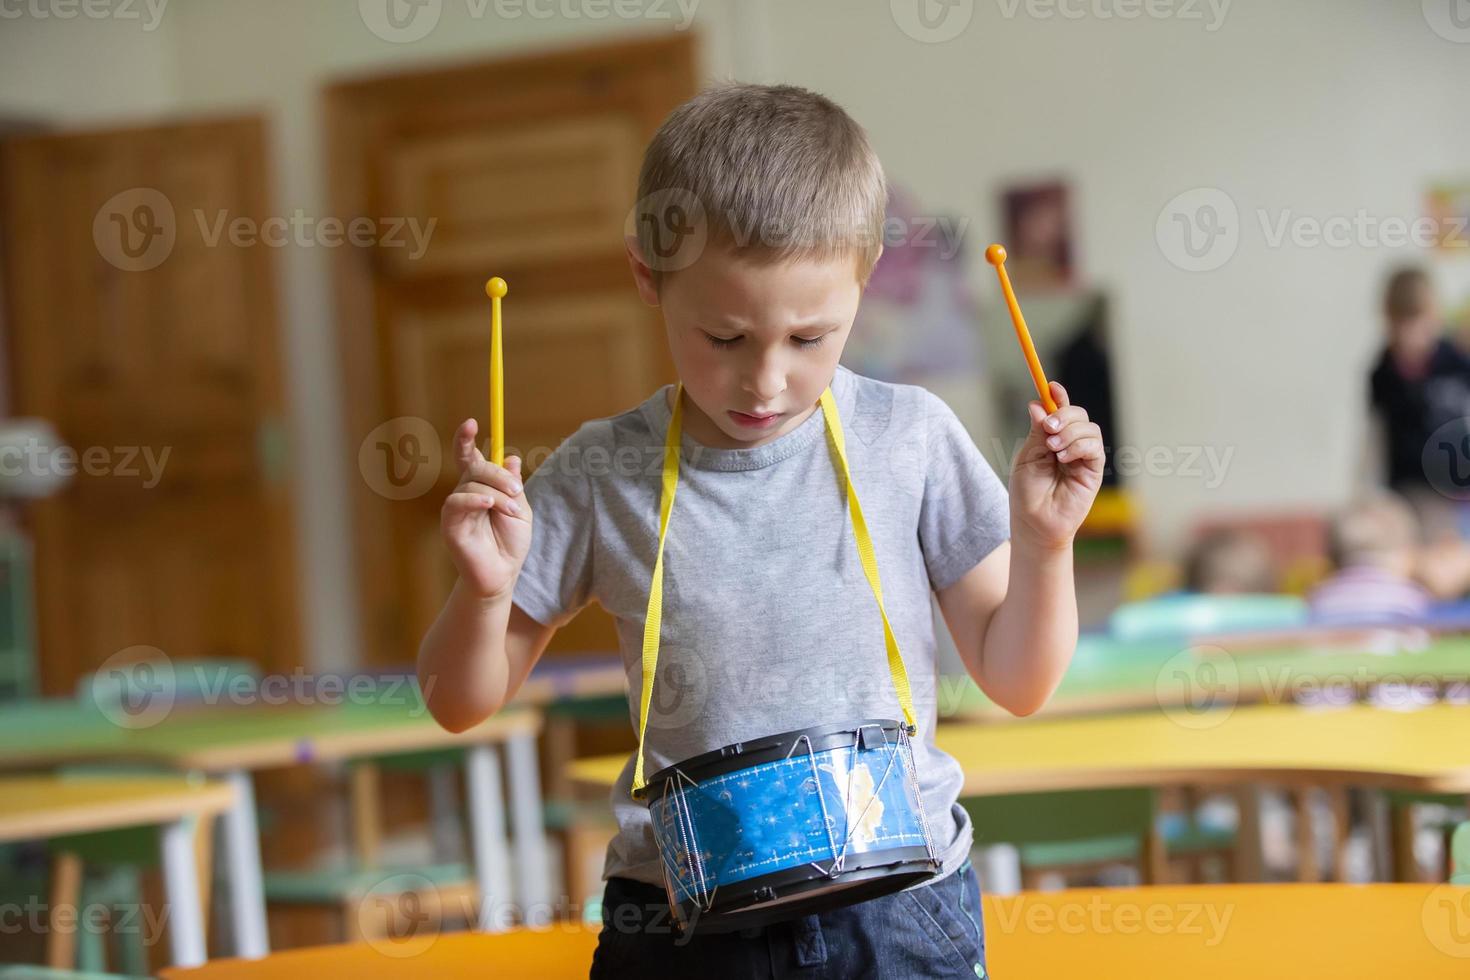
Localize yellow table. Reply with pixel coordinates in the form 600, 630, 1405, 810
0, 775, 235, 968
570, 704, 1470, 883
158, 884, 1470, 978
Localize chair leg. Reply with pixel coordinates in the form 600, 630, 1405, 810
1391, 803, 1418, 882
193, 814, 215, 953
46, 851, 83, 968
1295, 788, 1319, 883
1328, 787, 1352, 882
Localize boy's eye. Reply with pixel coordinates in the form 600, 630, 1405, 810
702, 333, 826, 350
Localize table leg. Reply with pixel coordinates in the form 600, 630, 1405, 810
1328, 786, 1352, 882
1367, 790, 1393, 881
427, 763, 466, 864
506, 731, 552, 925
159, 817, 207, 967
465, 744, 514, 932
220, 769, 269, 957
1233, 785, 1264, 882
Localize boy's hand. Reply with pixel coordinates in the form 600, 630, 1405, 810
442, 418, 533, 600
1009, 381, 1105, 552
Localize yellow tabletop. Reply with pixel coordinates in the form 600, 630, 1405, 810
570, 704, 1470, 796
0, 775, 235, 841
159, 884, 1470, 978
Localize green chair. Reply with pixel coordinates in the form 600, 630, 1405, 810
1449, 822, 1469, 885
0, 533, 38, 703
964, 787, 1238, 888
41, 659, 263, 972
1384, 790, 1469, 881
1109, 594, 1308, 642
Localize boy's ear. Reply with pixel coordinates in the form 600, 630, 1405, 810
625, 235, 661, 307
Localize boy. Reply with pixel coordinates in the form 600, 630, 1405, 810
418, 83, 1104, 979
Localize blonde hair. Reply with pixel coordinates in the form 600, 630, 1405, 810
632, 83, 888, 290
1330, 494, 1421, 569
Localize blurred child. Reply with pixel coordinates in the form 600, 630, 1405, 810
1367, 267, 1470, 506
1182, 529, 1277, 595
1308, 495, 1431, 623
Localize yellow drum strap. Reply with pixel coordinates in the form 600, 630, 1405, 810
633, 383, 917, 793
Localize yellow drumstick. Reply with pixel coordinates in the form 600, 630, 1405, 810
485, 277, 507, 467
985, 244, 1058, 414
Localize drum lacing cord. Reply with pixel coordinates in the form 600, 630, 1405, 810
632, 382, 920, 794
657, 768, 717, 912
791, 727, 910, 880
897, 726, 939, 865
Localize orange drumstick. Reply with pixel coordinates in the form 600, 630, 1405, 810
985, 243, 1058, 415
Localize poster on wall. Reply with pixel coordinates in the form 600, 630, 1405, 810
1000, 180, 1075, 291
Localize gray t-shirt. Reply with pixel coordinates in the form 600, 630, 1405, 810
512, 363, 1010, 887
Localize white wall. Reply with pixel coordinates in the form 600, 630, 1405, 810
3, 0, 1469, 667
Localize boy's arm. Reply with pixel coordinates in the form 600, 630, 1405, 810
935, 539, 1077, 717
417, 579, 558, 733
933, 380, 1101, 717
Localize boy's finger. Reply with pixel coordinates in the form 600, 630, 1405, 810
1050, 381, 1070, 409
463, 458, 524, 497
453, 419, 482, 469
1028, 401, 1047, 427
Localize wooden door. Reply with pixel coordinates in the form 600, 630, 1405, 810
329, 34, 696, 668
1, 117, 301, 694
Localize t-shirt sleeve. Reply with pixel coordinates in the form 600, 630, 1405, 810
510, 424, 600, 628
916, 390, 1011, 591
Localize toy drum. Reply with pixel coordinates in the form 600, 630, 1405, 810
637, 719, 939, 933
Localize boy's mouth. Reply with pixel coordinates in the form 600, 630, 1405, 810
728, 410, 782, 429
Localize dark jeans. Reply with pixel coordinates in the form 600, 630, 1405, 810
589, 860, 988, 979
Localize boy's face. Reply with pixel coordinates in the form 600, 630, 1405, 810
628, 242, 866, 449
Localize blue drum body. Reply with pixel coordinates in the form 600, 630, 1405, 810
641, 720, 939, 932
